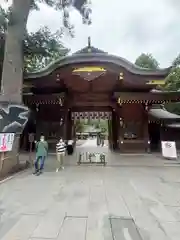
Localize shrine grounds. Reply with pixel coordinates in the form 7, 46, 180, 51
1, 145, 180, 240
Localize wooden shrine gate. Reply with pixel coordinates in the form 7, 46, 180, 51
22, 42, 173, 153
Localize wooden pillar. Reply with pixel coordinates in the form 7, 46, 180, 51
111, 112, 115, 150
72, 119, 76, 140
143, 103, 150, 153
115, 109, 121, 151
67, 110, 73, 140
108, 119, 113, 149
71, 120, 75, 140
111, 110, 117, 150
116, 104, 123, 152
62, 109, 72, 141
62, 109, 68, 141
116, 106, 121, 151
35, 103, 50, 141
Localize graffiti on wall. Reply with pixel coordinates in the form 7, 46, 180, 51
0, 103, 29, 133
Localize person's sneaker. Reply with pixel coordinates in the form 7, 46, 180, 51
61, 166, 64, 170
56, 168, 59, 172
33, 170, 38, 175
36, 171, 42, 176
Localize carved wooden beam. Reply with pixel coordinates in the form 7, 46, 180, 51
23, 93, 65, 105
72, 93, 109, 102
71, 101, 112, 107
113, 92, 180, 103
72, 106, 111, 111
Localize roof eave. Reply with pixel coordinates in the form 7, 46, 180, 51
24, 53, 171, 80
148, 107, 180, 120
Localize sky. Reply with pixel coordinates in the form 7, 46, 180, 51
2, 0, 180, 67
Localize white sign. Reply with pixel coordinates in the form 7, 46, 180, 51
95, 153, 101, 162
0, 133, 15, 152
161, 141, 177, 159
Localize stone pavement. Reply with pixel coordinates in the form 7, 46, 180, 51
1, 149, 180, 239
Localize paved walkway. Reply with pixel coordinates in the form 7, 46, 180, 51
1, 143, 180, 239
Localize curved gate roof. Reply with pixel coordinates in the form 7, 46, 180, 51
25, 45, 171, 79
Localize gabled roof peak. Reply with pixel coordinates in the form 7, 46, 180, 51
74, 45, 107, 55
74, 36, 107, 54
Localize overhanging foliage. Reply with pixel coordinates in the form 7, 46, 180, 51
0, 7, 69, 72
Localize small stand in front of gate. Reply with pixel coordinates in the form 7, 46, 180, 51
77, 152, 107, 166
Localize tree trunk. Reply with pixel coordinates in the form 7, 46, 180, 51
0, 0, 32, 103
0, 0, 31, 178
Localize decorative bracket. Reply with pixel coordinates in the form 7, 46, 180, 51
119, 72, 124, 80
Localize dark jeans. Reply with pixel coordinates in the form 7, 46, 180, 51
34, 156, 45, 172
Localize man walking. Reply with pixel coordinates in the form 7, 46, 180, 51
56, 138, 66, 172
34, 135, 48, 175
